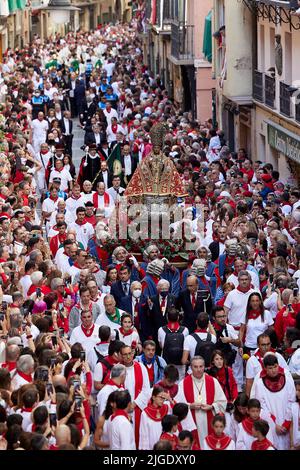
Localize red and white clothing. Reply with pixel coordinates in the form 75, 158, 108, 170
69, 323, 100, 353
15, 407, 34, 431
203, 432, 235, 450
92, 191, 115, 218
11, 370, 33, 391
124, 362, 151, 447
68, 220, 94, 249
227, 271, 259, 290
243, 311, 274, 349
95, 312, 124, 339
183, 330, 217, 359
291, 402, 300, 448
106, 124, 126, 143
55, 247, 71, 274
251, 438, 275, 450
224, 287, 259, 327
251, 367, 296, 449
246, 349, 288, 382
236, 413, 275, 450
174, 373, 227, 449
109, 410, 136, 450
119, 328, 140, 349
86, 341, 110, 373
97, 380, 125, 416
41, 197, 64, 220
66, 195, 83, 213
49, 167, 73, 192
139, 403, 171, 450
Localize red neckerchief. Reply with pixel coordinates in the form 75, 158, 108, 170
260, 366, 286, 392
254, 348, 276, 367
166, 322, 181, 333
213, 322, 223, 332
160, 432, 178, 450
80, 323, 95, 337
144, 403, 169, 422
111, 124, 118, 134
105, 378, 124, 389
194, 328, 208, 333
49, 196, 58, 202
21, 407, 33, 413
251, 438, 274, 451
73, 262, 84, 269
93, 191, 110, 207
1, 361, 16, 371
111, 409, 130, 422
55, 167, 64, 173
71, 195, 81, 200
17, 371, 33, 383
155, 380, 179, 399
75, 219, 86, 226
58, 233, 67, 243
205, 432, 232, 450
242, 416, 256, 435
237, 285, 252, 293
120, 327, 134, 337
247, 309, 261, 320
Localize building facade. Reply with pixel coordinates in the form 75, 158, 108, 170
0, 0, 30, 53
143, 0, 214, 123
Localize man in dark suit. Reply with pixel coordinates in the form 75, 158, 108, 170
84, 123, 106, 151
121, 142, 138, 187
80, 92, 97, 126
176, 275, 213, 333
60, 110, 73, 157
74, 79, 86, 117
208, 226, 228, 262
146, 279, 176, 347
110, 265, 132, 307
119, 281, 150, 343
95, 160, 113, 189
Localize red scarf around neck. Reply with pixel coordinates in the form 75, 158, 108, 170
166, 322, 181, 333
106, 378, 124, 389
17, 370, 33, 383
49, 195, 58, 202
81, 323, 95, 337
247, 309, 262, 321
144, 403, 168, 422
93, 191, 110, 208
237, 285, 252, 294
205, 432, 232, 450
120, 327, 134, 337
242, 416, 256, 435
251, 438, 274, 450
260, 366, 286, 392
111, 409, 130, 422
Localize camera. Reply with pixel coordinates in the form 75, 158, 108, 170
52, 336, 58, 347
75, 396, 82, 411
73, 379, 80, 393
46, 383, 53, 395
293, 287, 299, 297
80, 351, 86, 362
49, 413, 57, 427
37, 369, 49, 382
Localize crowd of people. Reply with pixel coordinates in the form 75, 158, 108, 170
0, 16, 300, 452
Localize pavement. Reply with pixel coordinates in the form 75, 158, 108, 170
72, 118, 85, 170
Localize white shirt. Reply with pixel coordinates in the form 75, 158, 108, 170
69, 323, 100, 353
104, 108, 118, 126
78, 191, 95, 205
106, 124, 126, 143
224, 288, 258, 327
227, 270, 259, 289
68, 220, 94, 249
19, 274, 32, 297
158, 325, 189, 350
183, 331, 217, 359
49, 168, 73, 192
31, 119, 49, 141
243, 311, 274, 349
109, 414, 136, 451
107, 186, 125, 203
63, 118, 70, 135
42, 197, 64, 219
246, 350, 288, 379
124, 154, 132, 176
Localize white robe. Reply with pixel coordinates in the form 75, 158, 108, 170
69, 324, 100, 353
97, 384, 122, 417
174, 374, 227, 449
251, 369, 296, 449
125, 362, 151, 411
235, 410, 276, 450
139, 405, 171, 450
202, 437, 235, 450
109, 415, 136, 451
291, 402, 300, 448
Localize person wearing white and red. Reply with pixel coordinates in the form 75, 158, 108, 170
182, 312, 217, 364
118, 314, 141, 350
224, 271, 258, 391
226, 258, 259, 290
251, 354, 296, 450
97, 364, 126, 416
68, 207, 94, 250
65, 184, 82, 213
245, 333, 288, 397
92, 340, 123, 392
106, 117, 126, 144
251, 419, 276, 450
139, 386, 171, 450
49, 221, 67, 257
203, 414, 235, 450
92, 181, 115, 219
290, 382, 300, 450
49, 158, 73, 192
108, 389, 136, 450
120, 344, 151, 447
41, 187, 64, 226
236, 398, 275, 450
70, 309, 100, 353
174, 356, 227, 449
15, 387, 39, 431
69, 248, 88, 282
11, 355, 34, 391
0, 344, 20, 375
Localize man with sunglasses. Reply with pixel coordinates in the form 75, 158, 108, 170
212, 306, 241, 367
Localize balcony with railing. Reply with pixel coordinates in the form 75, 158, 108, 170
265, 75, 276, 108
170, 21, 194, 65
253, 71, 263, 102
280, 82, 292, 117
253, 71, 275, 108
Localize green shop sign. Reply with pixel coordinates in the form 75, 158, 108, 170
268, 123, 300, 164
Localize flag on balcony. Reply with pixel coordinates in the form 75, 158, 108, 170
150, 0, 156, 25
203, 10, 212, 63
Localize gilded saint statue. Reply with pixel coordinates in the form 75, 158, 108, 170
124, 123, 187, 202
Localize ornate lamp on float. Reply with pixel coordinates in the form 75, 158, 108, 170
44, 0, 79, 25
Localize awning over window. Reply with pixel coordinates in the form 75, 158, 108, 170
203, 10, 212, 63
8, 0, 26, 13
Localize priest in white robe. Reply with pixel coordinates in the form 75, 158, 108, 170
174, 356, 227, 449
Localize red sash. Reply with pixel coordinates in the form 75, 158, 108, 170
183, 374, 215, 436
251, 438, 274, 450
205, 432, 232, 450
144, 403, 168, 421
93, 191, 110, 208
133, 362, 143, 448
111, 409, 130, 422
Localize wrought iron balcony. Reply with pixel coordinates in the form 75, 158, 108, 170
265, 74, 276, 108
296, 102, 300, 124
171, 21, 194, 63
253, 70, 264, 102
280, 82, 292, 117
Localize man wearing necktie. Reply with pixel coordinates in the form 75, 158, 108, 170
110, 265, 132, 307
176, 275, 213, 333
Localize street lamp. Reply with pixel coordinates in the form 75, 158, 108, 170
45, 0, 79, 25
